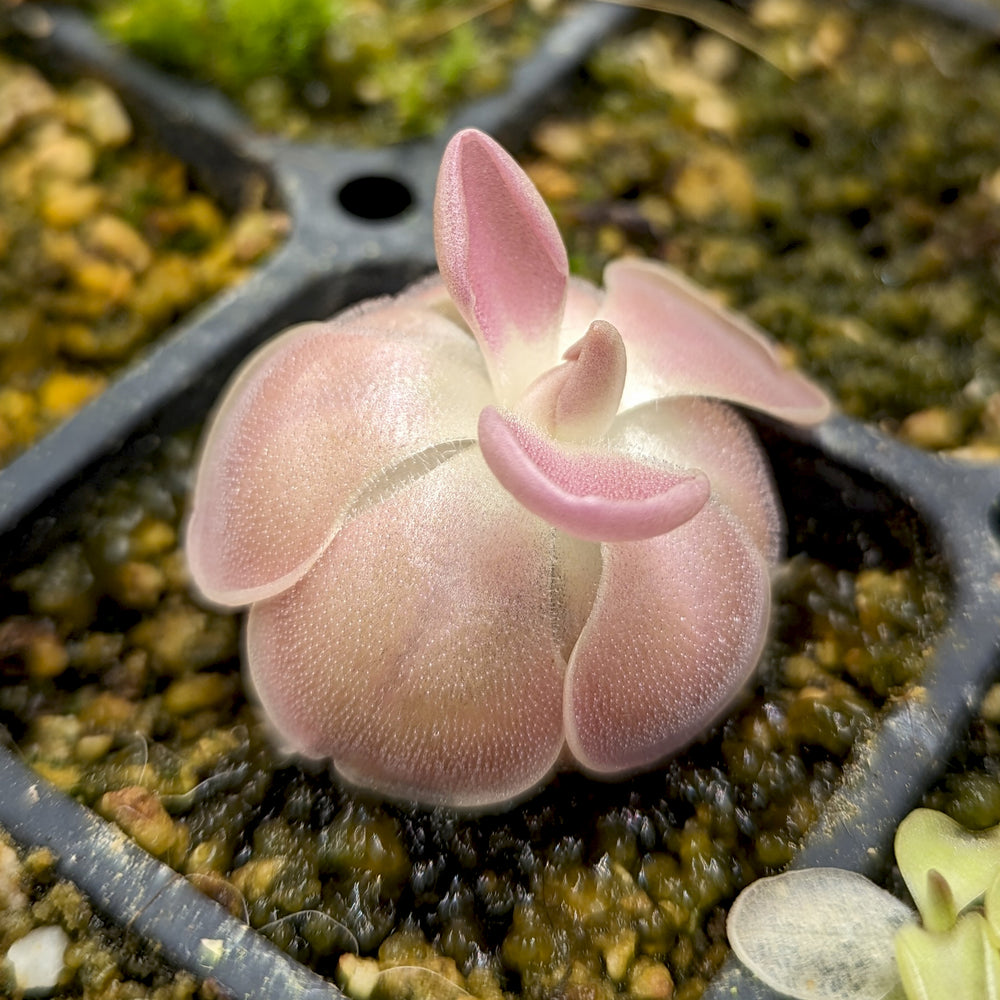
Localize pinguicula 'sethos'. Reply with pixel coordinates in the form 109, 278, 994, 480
186, 129, 830, 809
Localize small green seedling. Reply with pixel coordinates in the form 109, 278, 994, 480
727, 808, 1000, 999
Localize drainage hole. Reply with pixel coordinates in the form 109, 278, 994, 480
337, 175, 414, 220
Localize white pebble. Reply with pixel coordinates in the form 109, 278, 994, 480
4, 926, 69, 996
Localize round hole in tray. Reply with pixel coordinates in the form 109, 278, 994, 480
337, 175, 414, 220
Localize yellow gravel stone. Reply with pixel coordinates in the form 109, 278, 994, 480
130, 518, 177, 559
0, 389, 38, 454
628, 958, 675, 1000
673, 147, 756, 221
34, 128, 96, 181
602, 928, 638, 982
981, 685, 1000, 725
38, 371, 105, 419
39, 179, 102, 228
131, 254, 200, 324
71, 255, 134, 303
230, 857, 284, 902
337, 954, 382, 1000
526, 160, 579, 201
75, 733, 114, 764
899, 406, 963, 450
85, 214, 153, 272
108, 560, 167, 610
25, 633, 69, 679
66, 80, 132, 148
184, 838, 230, 876
0, 839, 28, 913
163, 673, 234, 716
77, 692, 137, 730
31, 761, 81, 793
40, 228, 82, 267
0, 64, 56, 143
98, 786, 189, 862
532, 120, 589, 162
230, 209, 291, 264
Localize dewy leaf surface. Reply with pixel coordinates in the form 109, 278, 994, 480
727, 868, 914, 1000
477, 405, 710, 543
565, 501, 768, 772
599, 258, 832, 422
186, 303, 489, 606
246, 449, 565, 809
434, 128, 566, 403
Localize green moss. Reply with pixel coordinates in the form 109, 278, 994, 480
925, 686, 1000, 833
102, 0, 331, 90
92, 0, 559, 144
0, 418, 947, 998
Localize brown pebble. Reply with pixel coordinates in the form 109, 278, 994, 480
98, 786, 188, 862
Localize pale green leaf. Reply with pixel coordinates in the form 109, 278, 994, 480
921, 869, 957, 933
896, 912, 1000, 1000
895, 810, 1000, 922
986, 869, 1000, 948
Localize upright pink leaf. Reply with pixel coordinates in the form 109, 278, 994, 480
519, 319, 628, 443
434, 129, 568, 403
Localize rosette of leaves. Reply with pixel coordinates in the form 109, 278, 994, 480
726, 808, 1000, 999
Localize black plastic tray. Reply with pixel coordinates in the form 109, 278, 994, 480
1, 5, 1000, 1000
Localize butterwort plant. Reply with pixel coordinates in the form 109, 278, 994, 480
185, 128, 830, 808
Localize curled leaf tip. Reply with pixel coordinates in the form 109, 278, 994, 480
478, 404, 710, 542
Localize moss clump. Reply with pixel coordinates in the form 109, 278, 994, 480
101, 0, 332, 94
91, 0, 559, 144
924, 682, 1000, 832
0, 421, 946, 1000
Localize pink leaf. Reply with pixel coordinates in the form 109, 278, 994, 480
519, 319, 628, 442
608, 397, 783, 564
599, 258, 832, 423
434, 129, 567, 402
565, 501, 770, 774
478, 405, 710, 542
246, 450, 565, 809
185, 296, 490, 607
